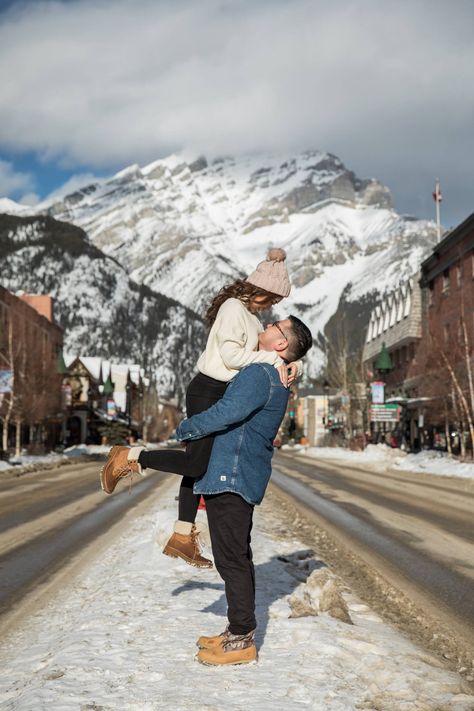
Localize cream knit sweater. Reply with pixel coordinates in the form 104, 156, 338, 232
197, 298, 284, 382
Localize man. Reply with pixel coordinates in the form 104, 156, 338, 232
174, 315, 312, 666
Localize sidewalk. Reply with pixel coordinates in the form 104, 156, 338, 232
0, 479, 472, 711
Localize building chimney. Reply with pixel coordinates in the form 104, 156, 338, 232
19, 294, 54, 323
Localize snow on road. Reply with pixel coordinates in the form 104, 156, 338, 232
0, 482, 472, 711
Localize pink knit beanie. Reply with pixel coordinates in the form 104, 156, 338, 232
245, 248, 291, 297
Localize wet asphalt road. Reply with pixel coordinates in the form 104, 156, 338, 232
0, 458, 172, 625
272, 451, 474, 645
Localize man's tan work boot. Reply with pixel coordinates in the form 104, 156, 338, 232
100, 446, 145, 494
196, 626, 230, 650
196, 629, 257, 666
162, 521, 213, 568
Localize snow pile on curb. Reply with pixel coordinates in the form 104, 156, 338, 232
0, 485, 473, 710
297, 445, 474, 480
0, 452, 66, 472
395, 450, 474, 479
63, 443, 111, 457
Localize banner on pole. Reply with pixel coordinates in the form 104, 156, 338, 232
107, 399, 117, 418
370, 381, 385, 404
0, 370, 13, 394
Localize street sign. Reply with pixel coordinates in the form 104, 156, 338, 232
370, 404, 401, 422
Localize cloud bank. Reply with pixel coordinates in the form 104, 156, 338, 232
0, 0, 473, 222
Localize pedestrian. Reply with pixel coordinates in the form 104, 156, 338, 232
176, 316, 313, 665
100, 249, 302, 567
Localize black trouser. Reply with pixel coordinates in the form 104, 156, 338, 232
138, 373, 228, 522
205, 492, 256, 635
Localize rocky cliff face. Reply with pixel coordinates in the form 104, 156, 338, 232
0, 213, 206, 403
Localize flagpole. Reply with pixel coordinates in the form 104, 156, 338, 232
433, 178, 442, 242
435, 178, 441, 241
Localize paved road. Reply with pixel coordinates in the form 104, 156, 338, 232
272, 451, 474, 646
0, 458, 172, 630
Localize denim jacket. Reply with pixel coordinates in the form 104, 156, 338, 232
175, 363, 289, 505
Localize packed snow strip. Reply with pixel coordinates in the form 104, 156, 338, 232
295, 444, 474, 480
0, 445, 108, 472
0, 443, 168, 472
0, 486, 472, 710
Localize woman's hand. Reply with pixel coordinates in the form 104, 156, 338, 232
287, 362, 298, 385
276, 363, 289, 387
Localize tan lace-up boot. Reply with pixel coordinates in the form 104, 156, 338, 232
196, 629, 257, 666
100, 446, 145, 494
162, 521, 213, 568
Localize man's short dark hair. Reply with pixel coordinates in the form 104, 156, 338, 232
286, 315, 313, 361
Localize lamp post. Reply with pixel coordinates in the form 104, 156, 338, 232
372, 342, 393, 443
323, 379, 330, 429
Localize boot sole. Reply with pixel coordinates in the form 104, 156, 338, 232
162, 546, 213, 568
196, 656, 257, 666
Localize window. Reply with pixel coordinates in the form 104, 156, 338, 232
442, 268, 450, 294
428, 282, 434, 307
444, 322, 450, 344
456, 263, 463, 288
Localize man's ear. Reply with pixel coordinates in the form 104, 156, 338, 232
273, 338, 288, 353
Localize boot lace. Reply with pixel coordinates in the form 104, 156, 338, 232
114, 464, 136, 494
190, 527, 203, 559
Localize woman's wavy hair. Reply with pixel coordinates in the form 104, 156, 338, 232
205, 279, 282, 325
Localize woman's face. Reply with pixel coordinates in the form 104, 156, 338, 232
249, 294, 282, 313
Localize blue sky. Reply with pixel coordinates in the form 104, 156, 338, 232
0, 0, 473, 227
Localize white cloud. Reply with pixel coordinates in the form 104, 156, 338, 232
19, 192, 40, 205
0, 159, 34, 196
0, 0, 473, 222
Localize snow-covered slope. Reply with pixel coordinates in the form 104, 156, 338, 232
37, 150, 438, 373
0, 214, 206, 403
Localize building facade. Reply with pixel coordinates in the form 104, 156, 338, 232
363, 211, 474, 453
0, 288, 63, 455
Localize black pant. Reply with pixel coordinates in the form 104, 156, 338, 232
205, 492, 256, 635
139, 373, 228, 522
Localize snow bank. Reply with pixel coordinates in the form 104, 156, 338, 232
0, 452, 66, 471
396, 450, 474, 479
63, 443, 111, 457
0, 486, 472, 710
297, 445, 474, 480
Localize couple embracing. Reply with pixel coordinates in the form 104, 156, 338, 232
100, 248, 313, 665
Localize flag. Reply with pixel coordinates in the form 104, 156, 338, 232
432, 181, 442, 203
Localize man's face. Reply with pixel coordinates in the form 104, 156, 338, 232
258, 319, 292, 353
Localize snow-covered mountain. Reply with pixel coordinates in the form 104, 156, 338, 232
35, 149, 438, 373
0, 213, 206, 403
